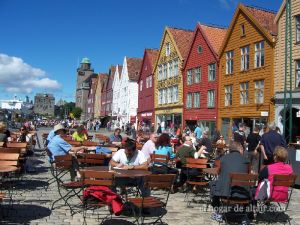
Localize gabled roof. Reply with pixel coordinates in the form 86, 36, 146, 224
126, 57, 143, 81
167, 27, 194, 60
117, 65, 123, 79
199, 24, 227, 54
219, 3, 277, 57
274, 0, 286, 23
138, 48, 159, 81
245, 5, 277, 35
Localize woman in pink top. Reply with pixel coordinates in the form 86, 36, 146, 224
256, 146, 293, 202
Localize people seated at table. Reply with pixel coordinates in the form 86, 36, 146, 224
216, 135, 226, 146
141, 133, 158, 163
109, 128, 122, 146
109, 138, 148, 170
17, 126, 31, 142
255, 146, 293, 202
197, 131, 213, 157
0, 122, 8, 143
154, 133, 176, 160
72, 125, 88, 142
47, 124, 87, 180
210, 141, 250, 223
46, 129, 55, 146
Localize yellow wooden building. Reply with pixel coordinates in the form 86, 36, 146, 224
153, 27, 193, 132
217, 4, 277, 139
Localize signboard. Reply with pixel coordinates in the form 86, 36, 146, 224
261, 111, 269, 117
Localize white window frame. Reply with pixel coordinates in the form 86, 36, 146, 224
173, 59, 179, 76
158, 89, 163, 104
186, 93, 192, 108
296, 60, 300, 88
254, 80, 264, 104
167, 88, 171, 104
225, 85, 232, 106
208, 63, 216, 81
193, 92, 200, 108
296, 15, 300, 43
173, 86, 178, 102
226, 51, 234, 75
140, 80, 143, 91
145, 77, 149, 88
254, 41, 265, 68
241, 45, 250, 71
168, 61, 173, 78
158, 65, 162, 81
194, 67, 201, 83
149, 75, 152, 88
187, 69, 193, 85
240, 82, 249, 105
207, 90, 215, 108
163, 64, 167, 80
166, 43, 170, 56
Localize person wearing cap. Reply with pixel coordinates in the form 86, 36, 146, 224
47, 124, 87, 180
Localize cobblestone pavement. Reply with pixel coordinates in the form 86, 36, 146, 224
0, 128, 299, 225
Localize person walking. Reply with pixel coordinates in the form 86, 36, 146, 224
246, 127, 261, 173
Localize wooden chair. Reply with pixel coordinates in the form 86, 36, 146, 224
0, 147, 22, 154
184, 158, 209, 208
6, 142, 27, 149
220, 173, 258, 224
78, 154, 105, 167
150, 153, 169, 165
80, 170, 115, 225
0, 153, 20, 167
128, 174, 176, 225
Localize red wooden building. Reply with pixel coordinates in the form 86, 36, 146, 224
137, 49, 158, 129
183, 23, 227, 136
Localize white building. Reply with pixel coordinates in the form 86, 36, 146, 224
1, 96, 23, 110
112, 57, 142, 127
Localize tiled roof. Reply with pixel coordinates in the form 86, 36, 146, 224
244, 5, 277, 36
146, 49, 159, 69
127, 57, 142, 81
167, 27, 194, 60
199, 24, 227, 54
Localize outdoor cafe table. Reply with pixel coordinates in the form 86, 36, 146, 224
203, 167, 219, 180
82, 166, 152, 178
0, 166, 18, 173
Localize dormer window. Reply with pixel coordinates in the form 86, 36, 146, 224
241, 24, 246, 37
166, 43, 170, 56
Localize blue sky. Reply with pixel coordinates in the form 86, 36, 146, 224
0, 0, 282, 103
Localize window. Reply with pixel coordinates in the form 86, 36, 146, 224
296, 16, 300, 43
173, 59, 179, 76
296, 60, 300, 88
173, 86, 178, 102
207, 90, 215, 108
208, 63, 216, 81
254, 80, 264, 104
168, 61, 173, 78
162, 89, 167, 104
194, 92, 200, 108
149, 75, 152, 88
163, 64, 167, 79
240, 82, 249, 104
158, 89, 163, 104
240, 24, 245, 36
169, 86, 174, 103
140, 80, 143, 91
187, 69, 193, 85
194, 67, 201, 83
145, 77, 149, 88
225, 85, 232, 106
166, 43, 170, 56
186, 93, 192, 108
158, 65, 162, 81
241, 45, 250, 71
197, 45, 203, 54
226, 51, 234, 74
254, 41, 265, 68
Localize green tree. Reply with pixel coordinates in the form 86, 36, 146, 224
72, 107, 82, 119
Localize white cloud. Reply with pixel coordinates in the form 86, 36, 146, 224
0, 53, 61, 94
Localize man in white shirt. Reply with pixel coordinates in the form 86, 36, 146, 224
141, 133, 158, 162
110, 138, 148, 170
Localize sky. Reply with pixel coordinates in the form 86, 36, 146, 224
0, 0, 282, 103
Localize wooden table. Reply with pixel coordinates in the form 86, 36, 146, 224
82, 166, 151, 177
0, 166, 18, 173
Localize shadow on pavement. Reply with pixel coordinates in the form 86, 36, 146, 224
0, 204, 51, 225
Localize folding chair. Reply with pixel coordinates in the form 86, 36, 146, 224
127, 174, 176, 225
51, 154, 82, 215
258, 174, 297, 225
80, 170, 115, 225
220, 173, 258, 224
184, 158, 209, 208
78, 153, 105, 167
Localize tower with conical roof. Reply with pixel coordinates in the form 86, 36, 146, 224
75, 57, 97, 120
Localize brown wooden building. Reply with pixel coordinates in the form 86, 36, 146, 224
217, 4, 277, 140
